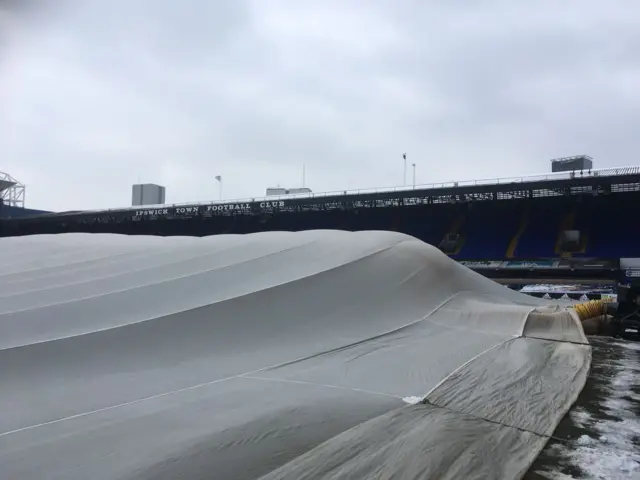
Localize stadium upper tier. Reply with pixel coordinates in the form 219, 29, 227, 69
1, 166, 639, 260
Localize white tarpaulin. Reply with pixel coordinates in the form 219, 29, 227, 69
0, 231, 590, 479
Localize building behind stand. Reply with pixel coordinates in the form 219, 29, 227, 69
132, 184, 166, 206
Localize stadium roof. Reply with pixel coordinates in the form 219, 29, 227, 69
8, 164, 640, 222
0, 179, 16, 193
136, 165, 640, 210
88, 164, 640, 211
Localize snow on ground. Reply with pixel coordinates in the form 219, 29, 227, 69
520, 284, 614, 295
530, 339, 640, 480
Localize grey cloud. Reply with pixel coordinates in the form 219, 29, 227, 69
1, 0, 639, 210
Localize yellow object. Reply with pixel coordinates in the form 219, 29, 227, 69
573, 299, 609, 321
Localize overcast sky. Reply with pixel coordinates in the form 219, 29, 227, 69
1, 0, 639, 211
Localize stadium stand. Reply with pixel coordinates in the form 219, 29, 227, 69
511, 198, 566, 259
460, 193, 640, 259
1, 167, 639, 264
453, 201, 521, 259
575, 193, 640, 258
0, 204, 50, 219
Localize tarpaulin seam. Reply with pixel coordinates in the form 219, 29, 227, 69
263, 291, 524, 373
420, 400, 570, 443
0, 277, 454, 439
262, 290, 463, 372
417, 337, 592, 453
0, 240, 405, 352
0, 238, 325, 315
523, 335, 591, 346
0, 237, 221, 278
0, 234, 307, 295
521, 307, 589, 345
395, 296, 534, 401
420, 338, 511, 400
240, 375, 402, 400
423, 291, 533, 339
420, 315, 520, 340
0, 246, 164, 290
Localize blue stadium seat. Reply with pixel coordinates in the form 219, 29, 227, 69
454, 202, 520, 260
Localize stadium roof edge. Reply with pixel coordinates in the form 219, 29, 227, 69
77, 164, 640, 214
14, 164, 640, 220
0, 179, 16, 193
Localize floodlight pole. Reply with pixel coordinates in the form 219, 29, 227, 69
215, 176, 223, 200
412, 163, 416, 188
403, 153, 407, 186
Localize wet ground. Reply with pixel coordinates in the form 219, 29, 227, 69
526, 336, 640, 480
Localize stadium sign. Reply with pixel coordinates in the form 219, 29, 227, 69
459, 260, 504, 269
134, 201, 286, 218
135, 208, 171, 216
556, 258, 616, 270
503, 260, 557, 269
204, 203, 251, 213
621, 258, 640, 269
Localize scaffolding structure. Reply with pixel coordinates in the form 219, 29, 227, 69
0, 171, 25, 208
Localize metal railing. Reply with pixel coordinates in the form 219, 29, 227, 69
90, 165, 640, 214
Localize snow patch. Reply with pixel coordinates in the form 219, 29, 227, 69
402, 396, 423, 405
544, 341, 640, 479
576, 434, 595, 446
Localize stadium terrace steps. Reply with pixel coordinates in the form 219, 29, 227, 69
445, 212, 466, 255
448, 212, 466, 235
506, 208, 530, 259
555, 205, 577, 257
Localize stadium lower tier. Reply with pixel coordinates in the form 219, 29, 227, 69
1, 192, 638, 260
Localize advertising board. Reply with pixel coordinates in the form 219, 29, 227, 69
503, 260, 557, 269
